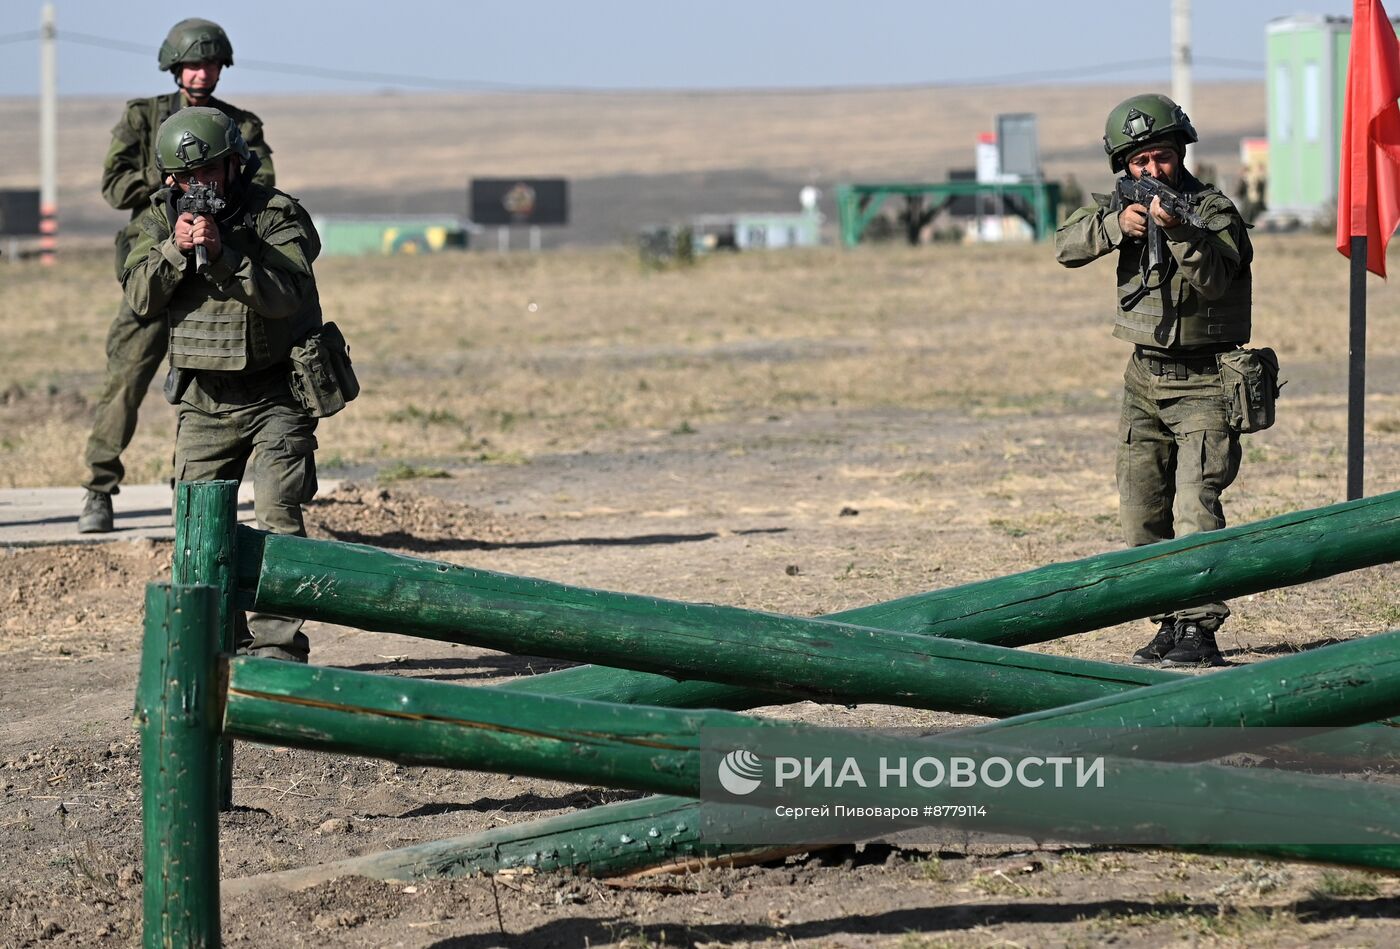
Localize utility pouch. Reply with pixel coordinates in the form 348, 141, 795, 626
162, 366, 191, 406
1217, 347, 1282, 433
288, 322, 359, 419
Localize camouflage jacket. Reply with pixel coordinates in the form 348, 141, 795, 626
122, 183, 321, 374
102, 92, 274, 220
1054, 170, 1252, 351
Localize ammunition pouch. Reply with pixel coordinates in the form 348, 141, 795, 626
1217, 347, 1282, 433
288, 322, 359, 419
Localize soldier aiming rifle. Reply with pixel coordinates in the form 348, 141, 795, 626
1055, 93, 1269, 668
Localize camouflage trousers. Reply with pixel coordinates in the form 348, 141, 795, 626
1117, 350, 1242, 631
82, 300, 168, 495
176, 371, 318, 659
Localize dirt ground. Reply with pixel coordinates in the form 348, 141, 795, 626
3, 236, 1400, 946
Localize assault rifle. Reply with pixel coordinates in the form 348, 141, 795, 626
1114, 174, 1209, 286
176, 181, 226, 274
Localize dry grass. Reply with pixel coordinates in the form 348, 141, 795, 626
2, 232, 1397, 497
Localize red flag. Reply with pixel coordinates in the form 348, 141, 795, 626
1337, 0, 1400, 277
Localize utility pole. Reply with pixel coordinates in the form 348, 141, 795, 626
39, 1, 57, 264
1171, 0, 1193, 151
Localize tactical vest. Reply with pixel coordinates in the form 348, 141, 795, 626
1111, 187, 1252, 350
160, 186, 322, 372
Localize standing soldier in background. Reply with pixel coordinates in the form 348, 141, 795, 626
1055, 94, 1255, 668
79, 18, 274, 532
125, 108, 323, 662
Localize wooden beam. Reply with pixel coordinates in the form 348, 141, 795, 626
221, 639, 1400, 873
137, 583, 221, 949
173, 480, 239, 812
492, 490, 1400, 711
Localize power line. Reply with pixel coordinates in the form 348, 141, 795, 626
1195, 55, 1268, 70
57, 28, 535, 91
6, 28, 1266, 94
54, 30, 145, 55
0, 29, 41, 45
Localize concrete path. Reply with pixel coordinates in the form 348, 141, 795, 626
0, 482, 338, 547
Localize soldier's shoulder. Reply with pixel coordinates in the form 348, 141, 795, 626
115, 95, 165, 126
250, 185, 304, 211
247, 186, 320, 259
248, 186, 314, 230
208, 96, 265, 127
136, 190, 175, 238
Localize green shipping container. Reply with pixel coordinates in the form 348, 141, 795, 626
1265, 13, 1400, 223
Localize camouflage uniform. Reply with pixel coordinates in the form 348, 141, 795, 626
124, 167, 321, 660
1056, 97, 1253, 663
82, 92, 273, 500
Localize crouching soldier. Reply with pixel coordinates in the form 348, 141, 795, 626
124, 107, 324, 662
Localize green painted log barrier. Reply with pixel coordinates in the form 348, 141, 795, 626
495, 490, 1400, 710
237, 491, 1400, 717
243, 490, 1400, 721
224, 630, 1400, 886
137, 584, 221, 949
173, 481, 239, 812
246, 534, 1195, 718
221, 641, 1400, 872
222, 795, 765, 895
220, 483, 1400, 871
223, 632, 1400, 774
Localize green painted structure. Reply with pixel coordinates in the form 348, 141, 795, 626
1265, 13, 1400, 222
835, 180, 1061, 247
137, 584, 220, 949
137, 482, 1400, 942
312, 215, 469, 256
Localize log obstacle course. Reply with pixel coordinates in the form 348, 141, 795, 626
141, 481, 1400, 946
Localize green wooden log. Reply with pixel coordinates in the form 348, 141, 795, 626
247, 533, 1193, 718
223, 632, 1400, 887
137, 583, 221, 949
222, 795, 764, 895
237, 491, 1400, 717
490, 489, 1400, 710
245, 493, 1400, 720
224, 630, 1400, 770
173, 480, 239, 812
221, 648, 1400, 870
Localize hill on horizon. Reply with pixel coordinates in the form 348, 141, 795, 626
0, 81, 1264, 247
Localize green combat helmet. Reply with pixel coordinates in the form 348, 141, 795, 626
1102, 93, 1198, 172
157, 18, 234, 71
155, 107, 250, 174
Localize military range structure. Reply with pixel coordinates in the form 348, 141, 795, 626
137, 481, 1400, 945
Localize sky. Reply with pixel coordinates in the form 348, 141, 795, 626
0, 1, 1366, 97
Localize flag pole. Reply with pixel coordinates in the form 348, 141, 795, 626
1347, 237, 1367, 501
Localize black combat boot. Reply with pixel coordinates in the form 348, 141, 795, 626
1131, 619, 1179, 664
1161, 622, 1227, 667
78, 489, 114, 533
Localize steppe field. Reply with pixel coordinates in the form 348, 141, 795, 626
2, 83, 1400, 947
